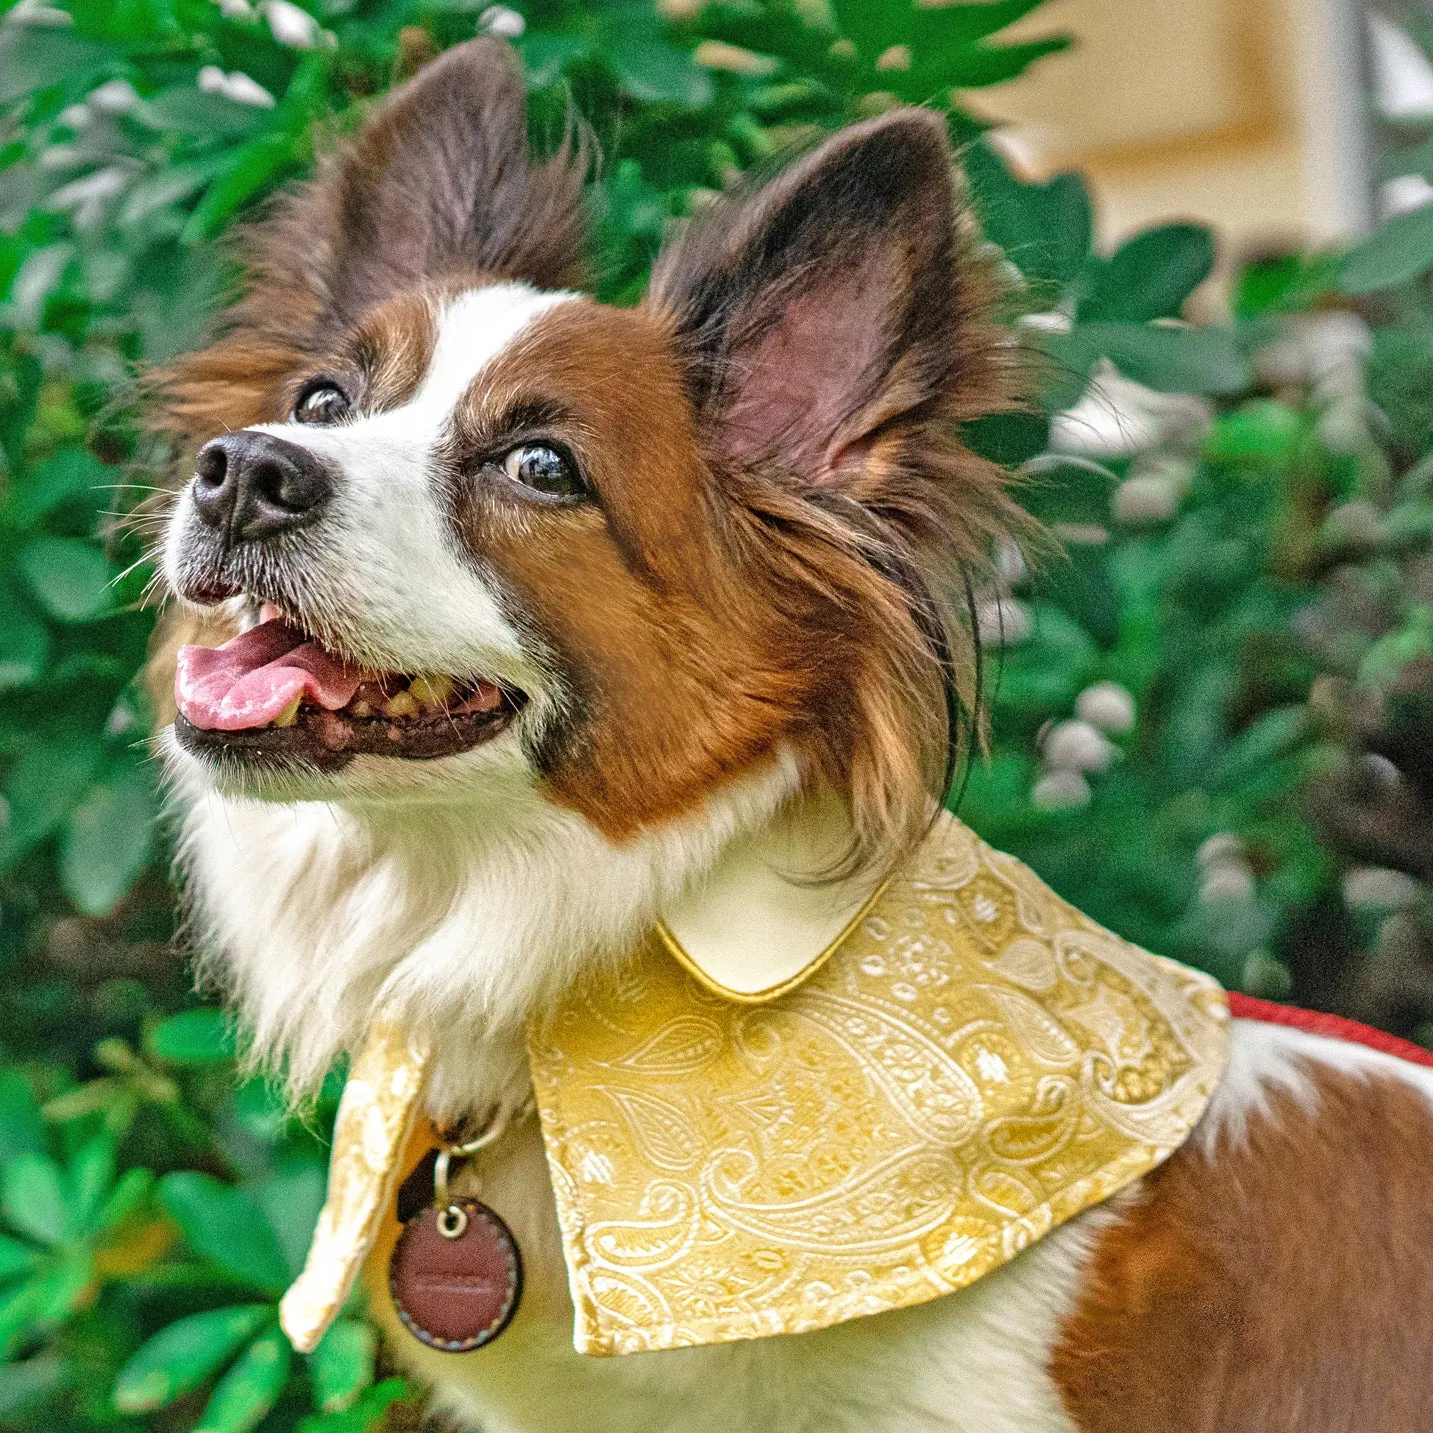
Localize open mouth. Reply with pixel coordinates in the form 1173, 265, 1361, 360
173, 610, 524, 771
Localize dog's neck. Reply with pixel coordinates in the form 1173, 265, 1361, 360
176, 750, 888, 1119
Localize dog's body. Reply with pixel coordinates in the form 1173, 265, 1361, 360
155, 39, 1433, 1432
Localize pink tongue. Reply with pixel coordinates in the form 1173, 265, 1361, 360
176, 618, 366, 731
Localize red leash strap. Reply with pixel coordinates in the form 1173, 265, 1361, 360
1228, 991, 1433, 1068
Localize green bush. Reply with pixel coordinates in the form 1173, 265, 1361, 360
2, 0, 1433, 1428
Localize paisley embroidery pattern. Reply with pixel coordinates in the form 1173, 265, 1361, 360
528, 814, 1229, 1356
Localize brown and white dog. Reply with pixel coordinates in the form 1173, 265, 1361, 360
154, 38, 1433, 1433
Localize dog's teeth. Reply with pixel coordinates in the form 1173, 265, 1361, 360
349, 699, 373, 718
382, 690, 419, 719
273, 693, 303, 727
409, 674, 454, 710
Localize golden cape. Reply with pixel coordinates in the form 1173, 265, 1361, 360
282, 813, 1229, 1357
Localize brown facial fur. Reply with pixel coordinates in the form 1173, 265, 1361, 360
448, 298, 822, 838
1051, 1062, 1433, 1432
438, 258, 1020, 851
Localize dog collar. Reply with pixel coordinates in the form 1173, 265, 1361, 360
529, 812, 1228, 1354
282, 812, 1229, 1357
653, 785, 892, 1001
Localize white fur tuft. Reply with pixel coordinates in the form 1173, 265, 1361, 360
1194, 1014, 1433, 1154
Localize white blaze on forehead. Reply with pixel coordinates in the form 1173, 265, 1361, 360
180, 281, 579, 688
408, 282, 576, 422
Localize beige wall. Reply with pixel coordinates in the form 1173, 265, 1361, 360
967, 0, 1371, 283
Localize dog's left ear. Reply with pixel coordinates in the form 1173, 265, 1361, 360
649, 109, 994, 486
305, 37, 587, 334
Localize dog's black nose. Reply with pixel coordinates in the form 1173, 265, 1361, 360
191, 431, 334, 544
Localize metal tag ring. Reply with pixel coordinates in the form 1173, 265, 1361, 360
436, 1204, 469, 1240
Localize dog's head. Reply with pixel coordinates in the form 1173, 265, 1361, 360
158, 38, 1018, 869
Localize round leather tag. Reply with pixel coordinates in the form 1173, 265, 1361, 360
389, 1200, 523, 1352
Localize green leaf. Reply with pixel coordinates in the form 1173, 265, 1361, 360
1079, 224, 1216, 323
964, 411, 1055, 466
830, 0, 903, 54
0, 1234, 38, 1283
136, 86, 268, 138
2, 1153, 73, 1247
0, 25, 113, 104
609, 38, 715, 106
1020, 459, 1117, 527
119, 157, 230, 230
1233, 250, 1340, 317
182, 132, 297, 242
59, 762, 158, 915
1039, 543, 1121, 650
0, 1353, 70, 1419
0, 1071, 45, 1164
114, 1305, 274, 1413
1341, 201, 1433, 294
0, 582, 50, 691
196, 1327, 292, 1433
1049, 323, 1251, 395
1216, 706, 1307, 791
993, 603, 1099, 714
308, 1318, 375, 1413
16, 536, 112, 623
0, 1253, 87, 1357
95, 1167, 153, 1234
67, 1133, 116, 1232
32, 1245, 92, 1320
148, 1008, 236, 1066
3, 448, 106, 529
1, 737, 104, 863
299, 1377, 413, 1433
158, 1173, 292, 1295
0, 1279, 48, 1359
965, 142, 1091, 288
914, 0, 1055, 49
7, 242, 76, 328
517, 32, 593, 87
252, 1164, 325, 1279
1204, 401, 1305, 464
1358, 606, 1433, 690
910, 33, 1071, 90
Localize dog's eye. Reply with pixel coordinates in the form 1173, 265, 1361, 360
293, 382, 350, 426
501, 443, 583, 499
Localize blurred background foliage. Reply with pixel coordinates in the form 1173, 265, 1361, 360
2, 0, 1433, 1427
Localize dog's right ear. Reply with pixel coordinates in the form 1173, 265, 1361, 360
159, 39, 586, 441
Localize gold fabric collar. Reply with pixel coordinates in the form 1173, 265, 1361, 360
528, 813, 1228, 1354
282, 813, 1229, 1358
